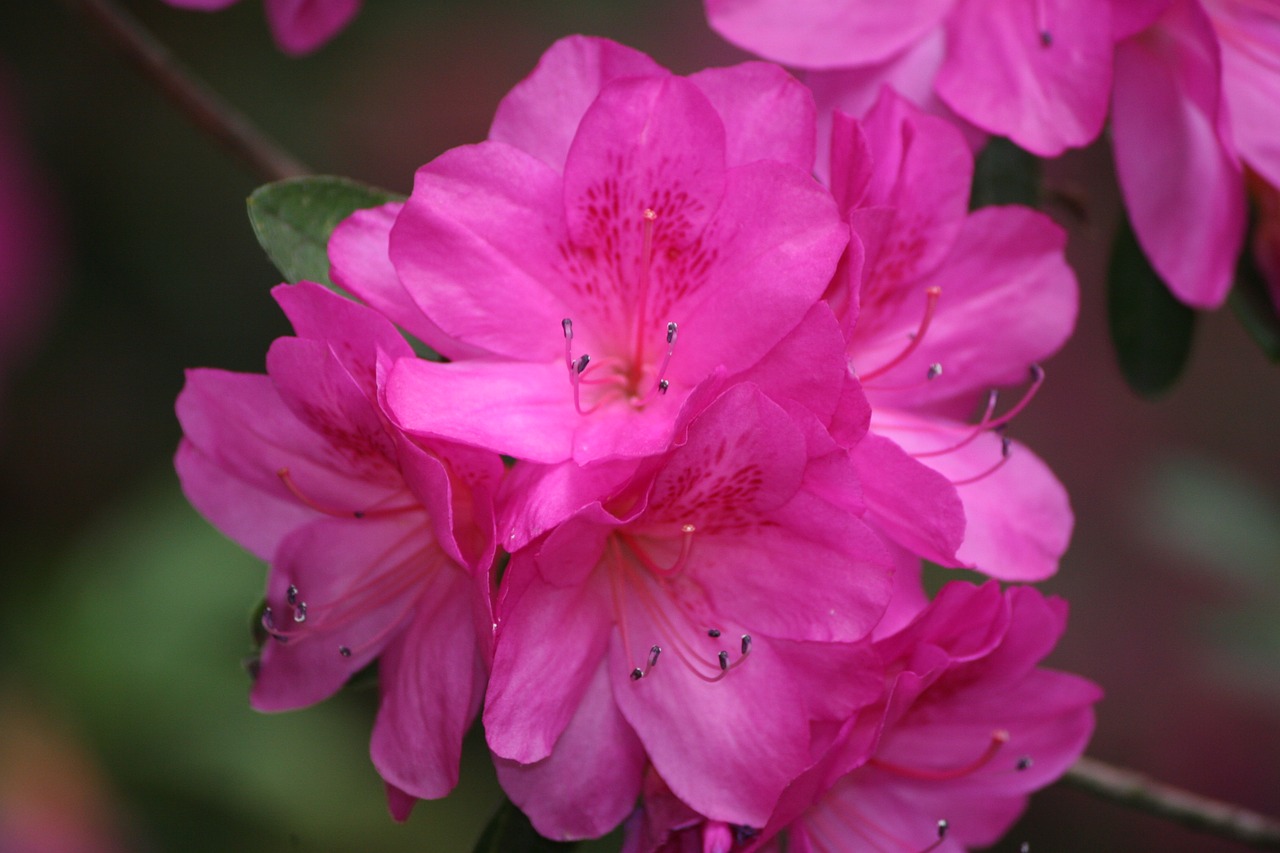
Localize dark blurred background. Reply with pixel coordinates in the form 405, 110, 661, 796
0, 2, 1276, 851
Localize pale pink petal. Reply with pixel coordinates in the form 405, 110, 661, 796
251, 512, 435, 710
1212, 0, 1280, 188
938, 0, 1113, 156
1113, 0, 1246, 308
489, 36, 668, 171
495, 661, 646, 840
328, 204, 488, 360
484, 560, 614, 763
853, 206, 1077, 408
688, 62, 817, 170
370, 566, 486, 800
879, 414, 1072, 581
705, 0, 954, 68
849, 432, 965, 566
263, 0, 360, 55
389, 142, 570, 361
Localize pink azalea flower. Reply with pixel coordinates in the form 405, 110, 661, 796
831, 91, 1077, 585
160, 0, 360, 55
366, 37, 848, 466
704, 0, 1117, 157
627, 583, 1101, 853
484, 382, 894, 838
175, 281, 502, 813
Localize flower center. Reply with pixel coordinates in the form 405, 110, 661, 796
605, 529, 753, 683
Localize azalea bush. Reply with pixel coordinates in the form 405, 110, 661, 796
1, 2, 1279, 852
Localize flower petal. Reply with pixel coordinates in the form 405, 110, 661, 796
688, 61, 817, 171
263, 0, 360, 55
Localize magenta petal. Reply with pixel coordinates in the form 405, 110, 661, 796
274, 280, 413, 365
705, 0, 953, 68
1112, 0, 1245, 308
484, 562, 614, 763
495, 661, 646, 840
370, 567, 486, 801
386, 359, 576, 463
251, 513, 432, 711
938, 0, 1113, 155
855, 206, 1077, 408
390, 141, 570, 360
489, 36, 668, 171
880, 414, 1072, 581
850, 432, 965, 567
262, 0, 360, 55
328, 204, 487, 361
688, 62, 817, 171
1217, 1, 1280, 188
730, 302, 849, 427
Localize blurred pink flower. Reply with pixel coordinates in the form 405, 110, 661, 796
366, 37, 847, 466
161, 0, 360, 55
485, 382, 892, 838
175, 282, 502, 813
705, 0, 1116, 157
831, 91, 1077, 587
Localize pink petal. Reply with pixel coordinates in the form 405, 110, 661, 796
849, 431, 965, 567
495, 660, 646, 840
328, 204, 488, 360
705, 0, 953, 68
274, 280, 413, 367
489, 36, 668, 171
263, 0, 360, 55
370, 566, 487, 800
251, 513, 435, 710
1112, 0, 1246, 308
1212, 0, 1280, 188
938, 0, 1114, 156
688, 62, 817, 171
484, 561, 614, 764
854, 206, 1077, 409
730, 303, 849, 428
1113, 0, 1176, 40
878, 413, 1073, 581
390, 141, 572, 360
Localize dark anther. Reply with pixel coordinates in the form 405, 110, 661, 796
648, 645, 662, 667
658, 379, 669, 394
666, 322, 678, 344
734, 826, 760, 843
937, 819, 949, 839
741, 634, 752, 655
574, 354, 591, 374
630, 667, 645, 681
353, 510, 365, 519
263, 606, 275, 629
293, 601, 308, 623
287, 584, 298, 605
927, 362, 943, 380
1030, 363, 1045, 382
707, 628, 721, 638
718, 650, 730, 671
1039, 29, 1053, 47
562, 318, 573, 339
1016, 755, 1033, 771
339, 646, 352, 658
1001, 436, 1012, 457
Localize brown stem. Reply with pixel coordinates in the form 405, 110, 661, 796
1062, 756, 1280, 850
67, 0, 311, 183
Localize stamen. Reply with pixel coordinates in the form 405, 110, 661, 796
630, 667, 645, 681
617, 525, 696, 578
293, 601, 307, 623
859, 286, 941, 382
287, 584, 298, 605
630, 320, 680, 406
950, 436, 1012, 486
928, 362, 943, 380
338, 645, 352, 657
718, 650, 730, 671
917, 820, 950, 853
871, 729, 1009, 781
741, 634, 752, 655
276, 468, 417, 519
562, 317, 605, 415
1035, 0, 1051, 46
912, 364, 1044, 459
1017, 755, 1034, 771
632, 209, 659, 371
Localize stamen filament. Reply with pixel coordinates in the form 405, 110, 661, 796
632, 208, 659, 378
276, 468, 418, 519
870, 729, 1010, 781
950, 437, 1013, 486
859, 286, 941, 383
911, 365, 1044, 458
617, 524, 695, 578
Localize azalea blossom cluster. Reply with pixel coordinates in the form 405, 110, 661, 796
707, 0, 1280, 311
177, 36, 1100, 850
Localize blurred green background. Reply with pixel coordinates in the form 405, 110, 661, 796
0, 2, 1277, 851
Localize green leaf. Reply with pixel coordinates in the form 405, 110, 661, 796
247, 176, 403, 287
1107, 216, 1197, 397
1229, 244, 1280, 362
473, 798, 579, 853
970, 137, 1041, 210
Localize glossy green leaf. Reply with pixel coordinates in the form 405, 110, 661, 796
1107, 217, 1197, 397
1229, 245, 1280, 362
247, 176, 403, 287
473, 798, 579, 853
970, 137, 1041, 210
